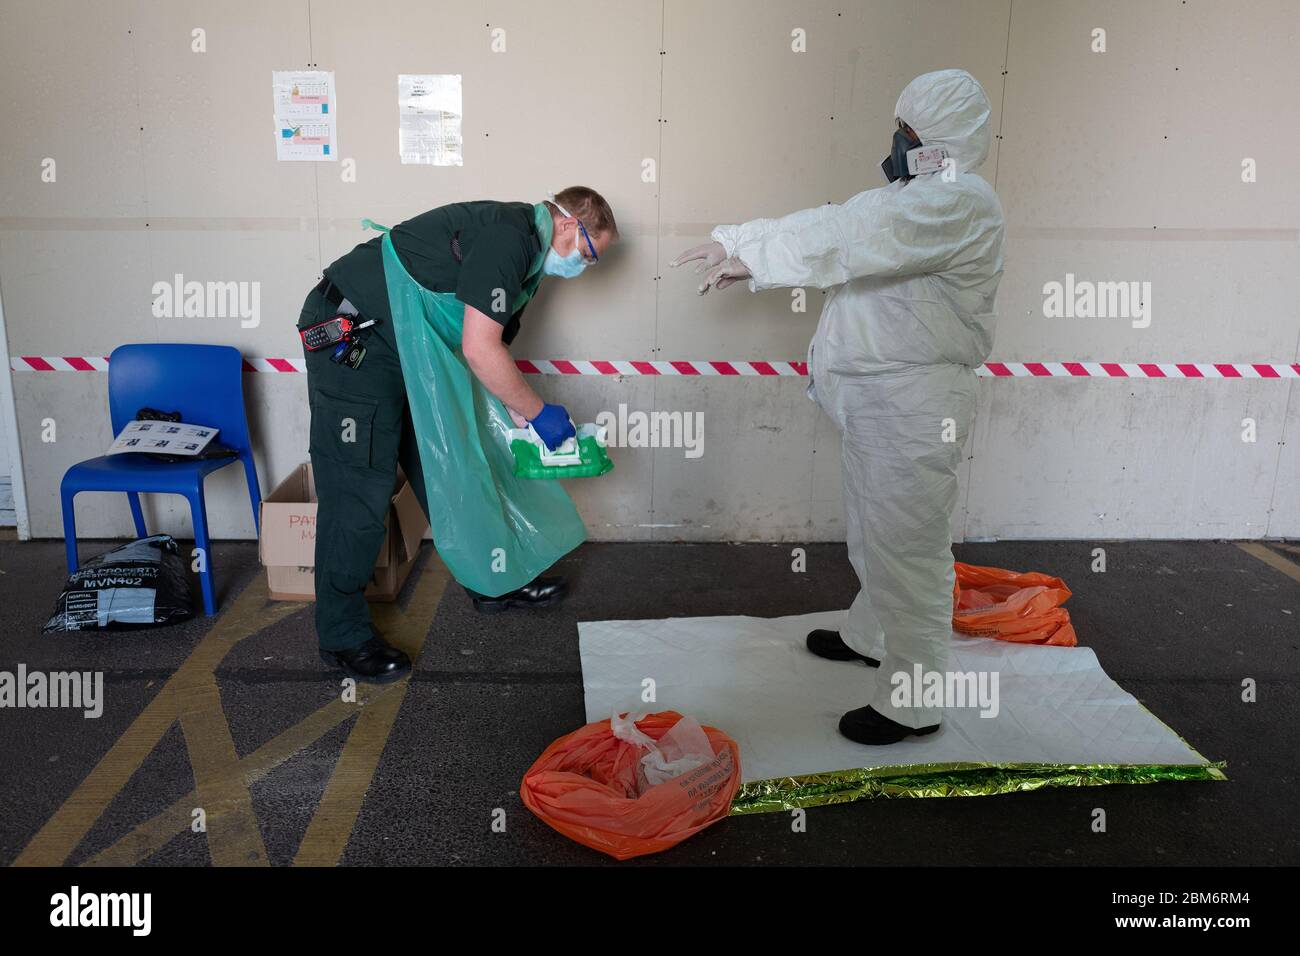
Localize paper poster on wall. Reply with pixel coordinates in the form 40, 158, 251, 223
272, 70, 336, 161
398, 74, 463, 166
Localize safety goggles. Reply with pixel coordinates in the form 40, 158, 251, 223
576, 219, 599, 264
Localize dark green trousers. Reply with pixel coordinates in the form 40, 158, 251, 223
297, 283, 430, 651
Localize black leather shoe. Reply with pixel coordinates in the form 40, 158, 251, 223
466, 576, 568, 614
319, 636, 411, 683
838, 705, 940, 745
806, 629, 880, 667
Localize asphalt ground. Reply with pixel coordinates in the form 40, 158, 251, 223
1, 535, 1297, 866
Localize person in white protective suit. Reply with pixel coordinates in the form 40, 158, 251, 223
671, 69, 1005, 745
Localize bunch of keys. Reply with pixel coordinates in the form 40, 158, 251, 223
329, 336, 368, 370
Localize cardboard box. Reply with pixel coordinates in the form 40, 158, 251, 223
259, 462, 428, 602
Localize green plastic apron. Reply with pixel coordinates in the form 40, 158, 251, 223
368, 209, 586, 596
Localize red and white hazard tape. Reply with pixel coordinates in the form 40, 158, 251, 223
11, 357, 112, 372
979, 362, 1300, 379
10, 357, 1300, 378
512, 359, 808, 376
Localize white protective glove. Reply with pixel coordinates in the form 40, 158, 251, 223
670, 241, 727, 274
696, 256, 752, 294
671, 240, 752, 294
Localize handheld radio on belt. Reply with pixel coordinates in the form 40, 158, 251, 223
300, 282, 380, 370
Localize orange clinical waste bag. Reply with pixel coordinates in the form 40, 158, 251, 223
520, 711, 742, 860
952, 561, 1078, 646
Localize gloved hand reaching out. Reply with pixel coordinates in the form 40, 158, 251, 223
529, 402, 577, 451
670, 241, 727, 274
696, 256, 752, 294
671, 241, 752, 293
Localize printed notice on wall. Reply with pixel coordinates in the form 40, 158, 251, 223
398, 74, 463, 166
272, 70, 336, 161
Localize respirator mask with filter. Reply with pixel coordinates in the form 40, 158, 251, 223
881, 119, 950, 183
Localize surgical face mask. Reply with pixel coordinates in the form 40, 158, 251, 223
543, 231, 588, 278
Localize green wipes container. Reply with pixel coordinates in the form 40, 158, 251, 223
509, 423, 615, 480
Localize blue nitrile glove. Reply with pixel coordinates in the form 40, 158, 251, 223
529, 403, 577, 451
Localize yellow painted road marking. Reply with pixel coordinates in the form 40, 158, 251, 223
1237, 542, 1300, 586
178, 673, 270, 866
292, 686, 409, 866
294, 559, 447, 866
16, 554, 448, 867
14, 577, 299, 866
84, 692, 380, 866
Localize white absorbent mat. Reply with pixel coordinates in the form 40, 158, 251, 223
579, 611, 1220, 807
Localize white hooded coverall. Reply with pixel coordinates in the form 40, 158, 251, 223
711, 69, 1005, 728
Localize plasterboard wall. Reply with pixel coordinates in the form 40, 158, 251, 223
0, 0, 1295, 543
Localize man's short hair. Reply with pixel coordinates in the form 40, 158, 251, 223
550, 186, 619, 240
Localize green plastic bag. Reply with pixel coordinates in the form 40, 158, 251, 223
376, 219, 586, 597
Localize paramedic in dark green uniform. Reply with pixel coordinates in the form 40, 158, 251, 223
296, 187, 619, 682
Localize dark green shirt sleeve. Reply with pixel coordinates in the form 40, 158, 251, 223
455, 223, 535, 326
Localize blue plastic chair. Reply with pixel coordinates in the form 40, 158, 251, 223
60, 344, 262, 616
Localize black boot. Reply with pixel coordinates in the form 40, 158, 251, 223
806, 629, 880, 667
319, 636, 411, 683
838, 705, 940, 745
466, 576, 567, 614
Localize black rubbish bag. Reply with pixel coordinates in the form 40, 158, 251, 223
43, 535, 195, 633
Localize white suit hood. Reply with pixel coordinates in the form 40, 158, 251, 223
894, 69, 992, 173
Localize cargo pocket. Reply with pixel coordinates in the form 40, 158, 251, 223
310, 389, 377, 469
